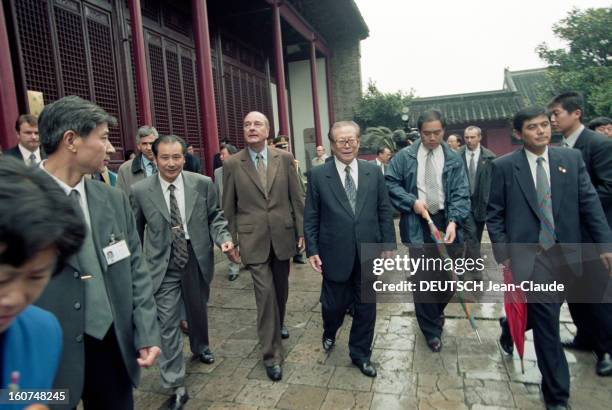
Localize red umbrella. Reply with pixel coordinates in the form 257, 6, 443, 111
503, 265, 527, 373
421, 210, 481, 343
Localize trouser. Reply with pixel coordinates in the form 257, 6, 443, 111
321, 254, 376, 364
463, 212, 485, 263
246, 247, 290, 366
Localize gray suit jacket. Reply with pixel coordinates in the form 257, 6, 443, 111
214, 166, 224, 204
130, 172, 232, 293
116, 153, 147, 195
36, 178, 160, 407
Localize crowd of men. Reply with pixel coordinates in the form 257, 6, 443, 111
0, 91, 611, 410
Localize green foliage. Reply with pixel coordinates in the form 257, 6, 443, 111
536, 7, 612, 117
353, 80, 413, 130
359, 126, 404, 154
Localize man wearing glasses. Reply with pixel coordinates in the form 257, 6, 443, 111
222, 111, 304, 381
385, 109, 470, 353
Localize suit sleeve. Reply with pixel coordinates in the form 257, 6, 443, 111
486, 161, 510, 263
129, 189, 146, 244
204, 179, 232, 247
385, 153, 418, 213
116, 166, 128, 195
304, 170, 320, 257
222, 161, 238, 245
287, 155, 305, 237
377, 169, 397, 248
591, 136, 612, 209
120, 191, 161, 350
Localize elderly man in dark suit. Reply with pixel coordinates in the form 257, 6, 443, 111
222, 111, 304, 381
487, 106, 612, 410
34, 96, 161, 409
131, 135, 235, 409
549, 92, 612, 376
458, 125, 496, 277
304, 121, 396, 377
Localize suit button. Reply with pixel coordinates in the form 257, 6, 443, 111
76, 334, 83, 343
73, 271, 79, 278
74, 302, 81, 310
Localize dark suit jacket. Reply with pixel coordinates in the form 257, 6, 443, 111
36, 178, 160, 407
304, 159, 396, 282
486, 147, 612, 282
130, 172, 231, 293
572, 127, 612, 228
184, 153, 202, 174
458, 145, 496, 221
223, 147, 305, 264
4, 145, 46, 163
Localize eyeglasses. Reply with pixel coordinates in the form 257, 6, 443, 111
334, 138, 359, 147
243, 121, 266, 129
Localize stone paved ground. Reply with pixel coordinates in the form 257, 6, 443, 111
135, 233, 612, 410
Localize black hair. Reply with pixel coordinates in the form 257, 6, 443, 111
547, 92, 585, 120
152, 134, 187, 157
376, 146, 391, 155
222, 144, 238, 155
417, 109, 446, 131
588, 116, 612, 130
0, 157, 85, 270
513, 106, 548, 132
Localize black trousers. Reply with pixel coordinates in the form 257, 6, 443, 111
526, 248, 571, 406
463, 212, 485, 262
413, 212, 456, 341
320, 254, 375, 364
82, 326, 133, 410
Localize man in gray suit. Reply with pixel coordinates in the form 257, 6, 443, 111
35, 96, 161, 409
214, 143, 241, 281
131, 135, 236, 409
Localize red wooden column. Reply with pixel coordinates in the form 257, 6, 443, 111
192, 0, 219, 177
128, 0, 152, 125
272, 0, 289, 136
309, 39, 322, 147
325, 56, 335, 125
0, 3, 18, 149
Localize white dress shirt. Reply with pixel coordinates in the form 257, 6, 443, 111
375, 158, 385, 175
159, 173, 190, 239
40, 161, 91, 227
18, 144, 42, 165
417, 144, 445, 208
334, 156, 358, 190
561, 124, 584, 148
465, 145, 481, 170
524, 147, 551, 189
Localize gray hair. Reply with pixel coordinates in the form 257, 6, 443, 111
38, 95, 117, 155
136, 125, 158, 144
328, 120, 360, 141
464, 125, 482, 136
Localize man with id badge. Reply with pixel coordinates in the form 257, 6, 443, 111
35, 96, 161, 410
130, 135, 237, 410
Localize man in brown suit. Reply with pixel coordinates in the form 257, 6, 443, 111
222, 111, 304, 381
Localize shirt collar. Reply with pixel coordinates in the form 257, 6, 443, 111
142, 155, 153, 168
18, 144, 39, 158
159, 172, 184, 193
563, 124, 584, 148
248, 146, 267, 163
39, 160, 87, 196
334, 156, 357, 173
524, 146, 549, 164
466, 145, 480, 154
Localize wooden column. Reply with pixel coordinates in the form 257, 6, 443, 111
272, 0, 289, 136
128, 0, 152, 125
0, 3, 18, 149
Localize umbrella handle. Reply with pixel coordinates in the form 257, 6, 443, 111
421, 209, 433, 225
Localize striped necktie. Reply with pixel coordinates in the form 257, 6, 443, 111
536, 157, 556, 249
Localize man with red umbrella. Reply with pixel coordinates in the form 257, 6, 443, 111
487, 106, 612, 410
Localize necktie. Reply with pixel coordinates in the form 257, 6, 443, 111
344, 165, 356, 212
424, 150, 441, 214
561, 141, 569, 148
536, 157, 555, 249
468, 152, 476, 195
169, 184, 188, 268
69, 190, 113, 340
256, 153, 267, 191
28, 152, 37, 166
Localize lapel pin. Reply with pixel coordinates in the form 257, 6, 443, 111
558, 166, 566, 173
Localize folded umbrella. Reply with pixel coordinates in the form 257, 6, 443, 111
503, 265, 527, 373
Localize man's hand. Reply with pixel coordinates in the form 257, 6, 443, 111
501, 259, 511, 268
220, 241, 234, 253
309, 254, 323, 273
297, 236, 304, 251
137, 346, 161, 368
600, 252, 612, 276
227, 247, 240, 263
444, 222, 457, 244
381, 250, 394, 259
413, 199, 428, 217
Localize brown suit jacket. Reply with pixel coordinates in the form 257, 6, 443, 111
222, 147, 304, 264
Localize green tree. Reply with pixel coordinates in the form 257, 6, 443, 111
353, 80, 413, 130
536, 7, 612, 117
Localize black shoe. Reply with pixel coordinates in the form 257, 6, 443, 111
345, 305, 355, 317
352, 360, 377, 377
426, 337, 442, 352
545, 404, 567, 410
561, 336, 592, 352
499, 317, 514, 355
293, 255, 307, 264
166, 387, 189, 410
265, 364, 282, 381
198, 348, 215, 364
322, 336, 335, 352
228, 273, 238, 281
281, 325, 290, 339
596, 352, 612, 376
